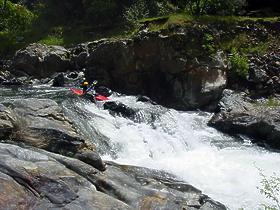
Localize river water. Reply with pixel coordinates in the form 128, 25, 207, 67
2, 86, 280, 210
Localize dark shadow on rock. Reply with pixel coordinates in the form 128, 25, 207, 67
103, 101, 136, 119
74, 151, 106, 171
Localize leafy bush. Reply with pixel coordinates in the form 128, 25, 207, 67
229, 50, 249, 79
124, 0, 149, 27
266, 97, 280, 107
155, 1, 177, 16
0, 0, 34, 33
0, 0, 35, 55
185, 0, 247, 16
202, 33, 215, 54
124, 0, 177, 28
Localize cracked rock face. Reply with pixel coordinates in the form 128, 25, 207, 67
0, 98, 105, 171
2, 98, 88, 155
209, 89, 280, 149
0, 143, 226, 210
0, 143, 130, 210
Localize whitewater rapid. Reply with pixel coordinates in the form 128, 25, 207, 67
66, 94, 280, 210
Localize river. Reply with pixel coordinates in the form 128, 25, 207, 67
2, 85, 280, 210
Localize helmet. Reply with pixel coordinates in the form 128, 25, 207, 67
83, 81, 89, 85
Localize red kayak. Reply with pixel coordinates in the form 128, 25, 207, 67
70, 88, 109, 101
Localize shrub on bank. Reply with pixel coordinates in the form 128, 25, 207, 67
229, 50, 249, 79
0, 0, 35, 55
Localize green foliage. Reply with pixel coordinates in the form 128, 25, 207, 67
154, 1, 177, 16
258, 169, 280, 210
0, 0, 35, 55
202, 33, 215, 54
266, 97, 280, 107
222, 33, 269, 55
124, 0, 149, 27
0, 0, 34, 32
242, 42, 269, 55
124, 0, 178, 28
185, 0, 246, 16
38, 35, 63, 46
229, 49, 249, 79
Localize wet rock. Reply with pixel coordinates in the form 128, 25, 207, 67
93, 161, 227, 210
0, 143, 130, 210
246, 51, 280, 96
137, 95, 158, 105
52, 73, 65, 87
1, 78, 24, 86
104, 101, 136, 119
209, 89, 280, 149
0, 104, 14, 139
0, 143, 225, 210
0, 98, 104, 169
12, 43, 71, 78
74, 151, 106, 171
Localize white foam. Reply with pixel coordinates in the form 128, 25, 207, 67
83, 96, 280, 210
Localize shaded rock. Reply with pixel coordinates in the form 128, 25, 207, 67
82, 31, 227, 111
209, 89, 280, 149
1, 98, 105, 170
0, 70, 25, 86
74, 151, 106, 171
0, 104, 14, 139
93, 162, 227, 210
52, 73, 65, 87
0, 143, 130, 210
104, 101, 136, 119
1, 79, 24, 86
12, 43, 71, 78
231, 51, 280, 97
30, 146, 226, 210
137, 95, 158, 105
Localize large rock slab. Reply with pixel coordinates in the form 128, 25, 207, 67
209, 89, 280, 149
0, 143, 130, 210
93, 162, 226, 210
12, 43, 71, 78
0, 98, 105, 171
23, 145, 227, 210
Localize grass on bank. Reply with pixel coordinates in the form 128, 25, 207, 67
140, 14, 280, 31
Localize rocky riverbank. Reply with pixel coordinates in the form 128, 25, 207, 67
1, 18, 278, 111
0, 97, 226, 209
209, 89, 280, 150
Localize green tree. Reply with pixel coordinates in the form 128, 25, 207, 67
1, 0, 7, 10
184, 0, 246, 16
186, 0, 209, 16
124, 0, 149, 27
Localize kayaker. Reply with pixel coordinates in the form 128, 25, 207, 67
80, 78, 98, 95
80, 78, 89, 94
